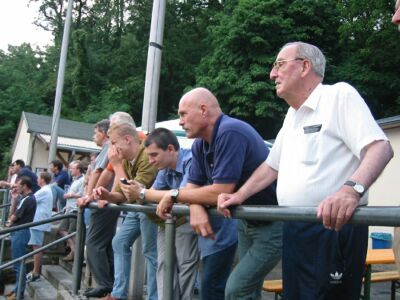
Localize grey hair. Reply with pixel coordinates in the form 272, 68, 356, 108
282, 42, 326, 78
109, 111, 136, 127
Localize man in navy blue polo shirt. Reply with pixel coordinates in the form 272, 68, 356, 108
157, 87, 282, 300
12, 160, 40, 193
49, 159, 71, 190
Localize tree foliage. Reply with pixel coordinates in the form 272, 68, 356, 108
0, 0, 399, 175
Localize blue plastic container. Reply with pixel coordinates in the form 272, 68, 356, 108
370, 232, 393, 249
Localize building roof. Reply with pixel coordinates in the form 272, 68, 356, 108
37, 134, 100, 153
377, 115, 400, 129
23, 111, 95, 140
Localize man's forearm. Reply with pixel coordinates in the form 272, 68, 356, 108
103, 191, 126, 204
86, 169, 102, 195
142, 189, 170, 203
350, 140, 393, 189
176, 183, 236, 206
236, 162, 278, 201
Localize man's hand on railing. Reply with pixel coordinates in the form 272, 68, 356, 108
97, 200, 109, 208
93, 186, 110, 200
317, 186, 359, 231
77, 194, 94, 208
189, 204, 215, 240
156, 192, 174, 220
217, 192, 244, 218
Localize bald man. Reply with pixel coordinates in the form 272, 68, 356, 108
157, 87, 282, 300
393, 0, 400, 26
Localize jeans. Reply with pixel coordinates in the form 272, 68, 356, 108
225, 221, 283, 300
11, 229, 31, 298
201, 242, 237, 300
111, 212, 158, 300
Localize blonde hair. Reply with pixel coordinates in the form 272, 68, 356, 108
108, 122, 138, 139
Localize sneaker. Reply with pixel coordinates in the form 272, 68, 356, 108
26, 271, 40, 282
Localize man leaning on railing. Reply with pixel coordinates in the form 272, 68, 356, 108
218, 41, 393, 300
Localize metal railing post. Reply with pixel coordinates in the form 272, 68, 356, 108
129, 237, 144, 299
1, 189, 9, 226
164, 218, 176, 300
0, 235, 6, 267
16, 258, 24, 300
72, 208, 85, 295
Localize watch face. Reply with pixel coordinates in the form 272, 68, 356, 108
354, 184, 365, 194
171, 189, 179, 198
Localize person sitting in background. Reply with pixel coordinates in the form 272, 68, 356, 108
49, 159, 71, 190
5, 176, 37, 300
26, 172, 53, 282
58, 160, 85, 261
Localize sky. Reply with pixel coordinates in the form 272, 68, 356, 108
0, 1, 53, 52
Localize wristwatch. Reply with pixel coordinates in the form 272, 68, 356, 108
170, 189, 179, 203
139, 188, 146, 201
344, 180, 365, 197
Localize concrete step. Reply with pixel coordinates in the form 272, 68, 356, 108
27, 264, 88, 300
42, 265, 73, 292
26, 277, 57, 300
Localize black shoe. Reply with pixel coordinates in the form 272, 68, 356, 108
83, 287, 112, 298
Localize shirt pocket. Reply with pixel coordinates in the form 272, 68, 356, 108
301, 132, 320, 164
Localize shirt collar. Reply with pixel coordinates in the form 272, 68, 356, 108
301, 83, 323, 111
204, 113, 224, 154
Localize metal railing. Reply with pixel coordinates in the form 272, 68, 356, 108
3, 195, 400, 300
76, 202, 400, 300
0, 213, 77, 300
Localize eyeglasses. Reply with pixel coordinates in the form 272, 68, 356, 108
272, 58, 304, 70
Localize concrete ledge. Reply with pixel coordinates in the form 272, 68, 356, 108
27, 278, 57, 300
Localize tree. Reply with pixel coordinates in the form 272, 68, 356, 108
196, 0, 341, 138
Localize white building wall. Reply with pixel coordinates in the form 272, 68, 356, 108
12, 120, 32, 164
368, 127, 400, 245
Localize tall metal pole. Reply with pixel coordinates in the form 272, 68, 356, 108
141, 0, 167, 133
48, 0, 74, 163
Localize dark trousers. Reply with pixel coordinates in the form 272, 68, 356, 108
283, 222, 368, 300
201, 242, 237, 300
86, 209, 120, 289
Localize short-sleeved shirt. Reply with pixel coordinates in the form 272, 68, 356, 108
32, 185, 53, 231
13, 192, 36, 226
152, 148, 192, 190
152, 148, 191, 227
267, 82, 389, 207
18, 168, 40, 193
54, 170, 71, 189
188, 114, 278, 257
94, 142, 110, 171
65, 175, 85, 212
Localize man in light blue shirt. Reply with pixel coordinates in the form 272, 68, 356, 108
127, 128, 199, 300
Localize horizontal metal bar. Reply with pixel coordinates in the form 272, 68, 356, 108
0, 232, 76, 270
87, 203, 400, 227
0, 213, 77, 235
0, 203, 11, 209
